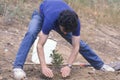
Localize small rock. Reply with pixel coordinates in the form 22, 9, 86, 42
5, 31, 8, 33
116, 57, 120, 60
4, 48, 8, 52
114, 63, 120, 71
88, 70, 95, 74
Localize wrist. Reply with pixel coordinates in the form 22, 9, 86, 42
41, 64, 47, 68
66, 64, 72, 68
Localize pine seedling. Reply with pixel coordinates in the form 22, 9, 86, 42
50, 50, 63, 68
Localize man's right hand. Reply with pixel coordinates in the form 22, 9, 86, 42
41, 66, 54, 78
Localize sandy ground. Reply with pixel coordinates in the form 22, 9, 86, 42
0, 14, 120, 80
0, 0, 120, 80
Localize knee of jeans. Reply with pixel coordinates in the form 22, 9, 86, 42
26, 31, 38, 39
80, 40, 88, 48
32, 15, 42, 21
31, 10, 41, 19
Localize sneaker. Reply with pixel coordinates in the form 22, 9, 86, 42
13, 68, 27, 80
100, 64, 115, 72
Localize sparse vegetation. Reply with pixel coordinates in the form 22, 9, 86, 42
0, 0, 119, 27
0, 0, 41, 25
0, 3, 4, 15
0, 0, 25, 24
65, 0, 120, 29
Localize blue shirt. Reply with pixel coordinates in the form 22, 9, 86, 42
40, 0, 81, 36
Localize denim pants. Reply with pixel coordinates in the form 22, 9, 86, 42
13, 10, 104, 70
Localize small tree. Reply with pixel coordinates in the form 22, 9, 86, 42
50, 50, 63, 69
50, 50, 64, 80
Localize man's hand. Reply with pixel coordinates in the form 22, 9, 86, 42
60, 66, 71, 77
41, 66, 54, 78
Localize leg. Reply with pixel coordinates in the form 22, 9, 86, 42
55, 30, 104, 69
13, 10, 43, 69
79, 40, 104, 69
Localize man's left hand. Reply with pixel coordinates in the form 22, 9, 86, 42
60, 66, 71, 77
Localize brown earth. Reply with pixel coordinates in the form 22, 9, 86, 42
0, 0, 120, 80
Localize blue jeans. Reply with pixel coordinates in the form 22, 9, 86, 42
13, 10, 104, 70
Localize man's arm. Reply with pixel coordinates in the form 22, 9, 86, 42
67, 35, 80, 65
61, 35, 80, 77
37, 31, 54, 78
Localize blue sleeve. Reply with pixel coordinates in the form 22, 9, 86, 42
41, 18, 53, 35
72, 19, 81, 36
39, 1, 53, 35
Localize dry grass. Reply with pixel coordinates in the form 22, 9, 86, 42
0, 0, 41, 25
0, 0, 119, 28
66, 0, 120, 29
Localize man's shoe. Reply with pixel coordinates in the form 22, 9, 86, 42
13, 68, 26, 80
100, 64, 115, 72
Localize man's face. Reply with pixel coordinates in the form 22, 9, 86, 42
59, 25, 67, 35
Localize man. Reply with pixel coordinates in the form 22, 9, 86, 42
13, 0, 115, 79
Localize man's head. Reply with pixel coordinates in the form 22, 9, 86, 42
58, 10, 78, 34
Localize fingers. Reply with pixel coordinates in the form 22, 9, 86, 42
44, 70, 53, 78
61, 66, 71, 78
61, 70, 70, 77
42, 67, 54, 78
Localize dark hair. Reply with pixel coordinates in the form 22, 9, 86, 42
58, 10, 78, 33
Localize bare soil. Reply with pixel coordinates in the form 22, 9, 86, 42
0, 0, 120, 80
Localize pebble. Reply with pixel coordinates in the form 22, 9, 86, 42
4, 48, 8, 52
116, 57, 120, 60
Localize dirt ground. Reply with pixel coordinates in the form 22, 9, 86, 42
0, 0, 120, 80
